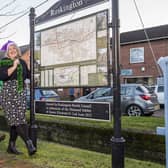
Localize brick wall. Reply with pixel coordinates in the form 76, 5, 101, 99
120, 39, 168, 84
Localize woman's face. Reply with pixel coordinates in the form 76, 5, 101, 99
7, 45, 18, 59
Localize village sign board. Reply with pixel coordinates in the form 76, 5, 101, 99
36, 0, 109, 24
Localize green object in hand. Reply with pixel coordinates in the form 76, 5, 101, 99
0, 59, 23, 93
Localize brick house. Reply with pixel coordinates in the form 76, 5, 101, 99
119, 24, 168, 85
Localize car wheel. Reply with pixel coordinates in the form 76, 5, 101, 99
126, 105, 143, 116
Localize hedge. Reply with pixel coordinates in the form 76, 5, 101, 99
0, 115, 165, 164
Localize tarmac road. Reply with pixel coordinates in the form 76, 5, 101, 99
152, 106, 164, 117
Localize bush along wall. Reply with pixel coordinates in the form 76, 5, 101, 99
36, 119, 165, 164
0, 115, 165, 164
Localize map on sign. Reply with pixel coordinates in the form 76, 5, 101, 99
54, 66, 79, 86
38, 10, 108, 87
80, 65, 97, 85
41, 16, 97, 66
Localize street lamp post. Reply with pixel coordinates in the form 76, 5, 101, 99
29, 7, 37, 148
111, 0, 125, 167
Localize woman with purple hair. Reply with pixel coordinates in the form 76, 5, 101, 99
0, 41, 36, 156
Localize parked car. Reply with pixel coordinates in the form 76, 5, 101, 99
26, 88, 60, 109
148, 85, 164, 106
74, 84, 160, 116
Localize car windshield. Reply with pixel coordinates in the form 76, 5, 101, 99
136, 85, 150, 94
92, 88, 112, 98
42, 90, 58, 96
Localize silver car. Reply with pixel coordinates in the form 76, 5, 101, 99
147, 85, 164, 106
75, 84, 160, 116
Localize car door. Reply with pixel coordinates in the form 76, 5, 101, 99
121, 86, 134, 113
90, 88, 113, 102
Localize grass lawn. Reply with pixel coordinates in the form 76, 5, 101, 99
35, 113, 164, 133
0, 110, 164, 133
0, 131, 165, 168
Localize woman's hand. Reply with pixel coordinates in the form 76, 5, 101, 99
7, 59, 20, 76
13, 59, 20, 69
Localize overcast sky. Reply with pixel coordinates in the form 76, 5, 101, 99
0, 0, 167, 47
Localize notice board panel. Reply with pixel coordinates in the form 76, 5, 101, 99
35, 101, 111, 121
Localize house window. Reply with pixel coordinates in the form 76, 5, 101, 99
130, 47, 144, 63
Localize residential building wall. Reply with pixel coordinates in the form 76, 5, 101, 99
120, 39, 168, 85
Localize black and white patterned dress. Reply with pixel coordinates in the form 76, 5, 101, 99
0, 80, 27, 126
0, 58, 30, 126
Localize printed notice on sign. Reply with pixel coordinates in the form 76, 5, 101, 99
35, 101, 111, 121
